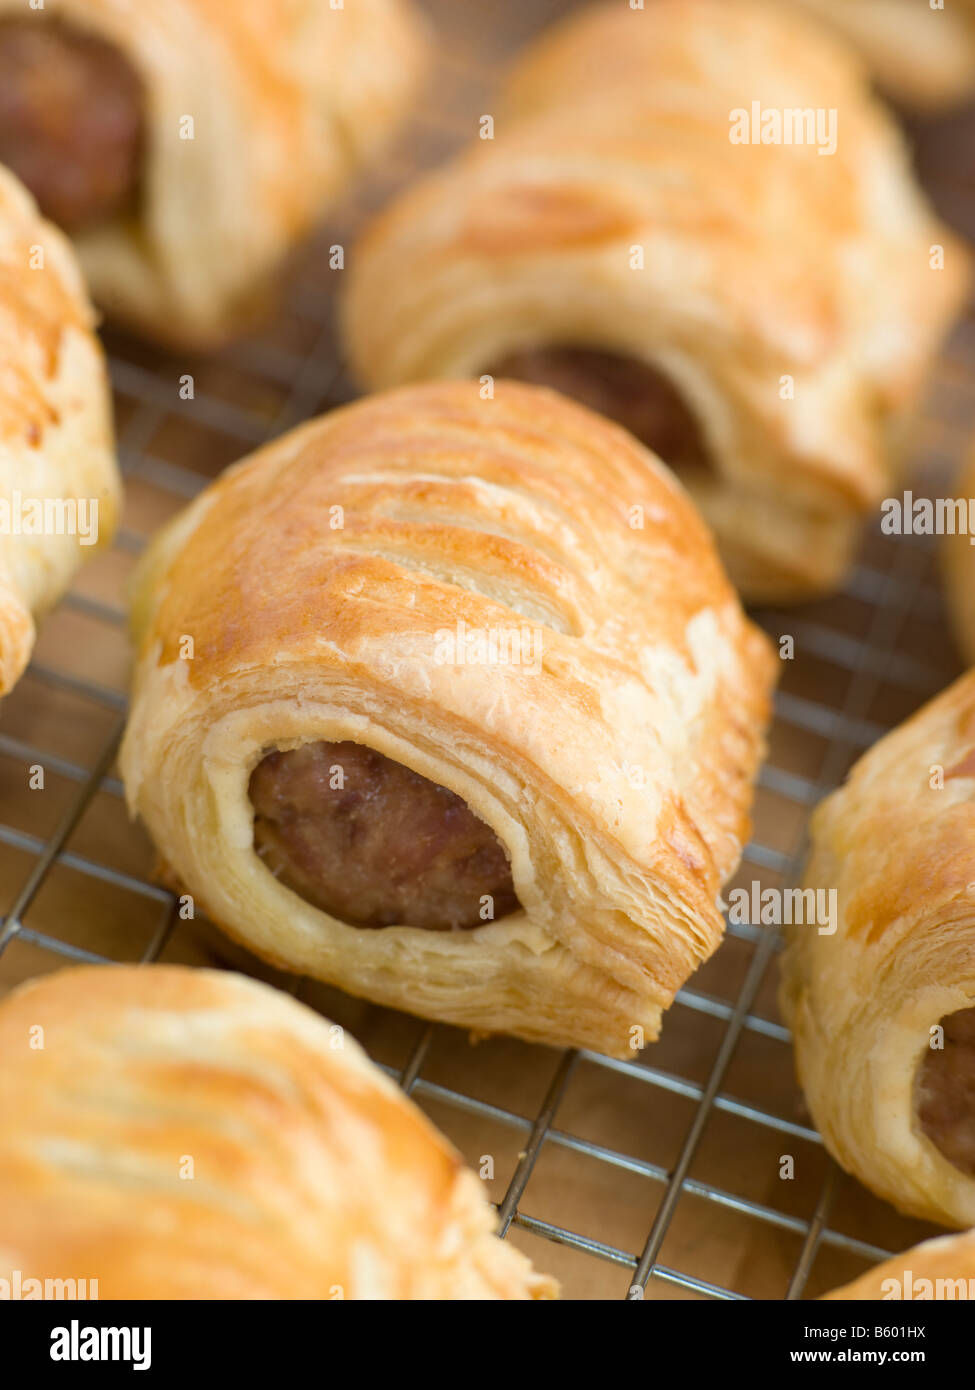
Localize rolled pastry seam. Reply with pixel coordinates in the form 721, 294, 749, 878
0, 0, 428, 347
0, 964, 557, 1299
781, 670, 975, 1228
824, 1228, 975, 1300
0, 164, 118, 695
120, 381, 775, 1058
787, 0, 975, 112
342, 0, 970, 603
942, 450, 975, 667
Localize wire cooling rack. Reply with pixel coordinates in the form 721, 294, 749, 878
1, 0, 973, 1301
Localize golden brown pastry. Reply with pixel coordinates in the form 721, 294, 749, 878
942, 450, 975, 666
342, 0, 970, 604
0, 963, 557, 1299
781, 669, 975, 1229
787, 0, 975, 111
0, 0, 427, 347
0, 162, 118, 695
119, 380, 775, 1058
824, 1228, 975, 1300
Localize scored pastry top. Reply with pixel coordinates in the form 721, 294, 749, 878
0, 163, 94, 447
341, 0, 970, 603
348, 0, 966, 420
0, 162, 118, 694
129, 380, 772, 903
0, 964, 557, 1299
121, 381, 774, 1055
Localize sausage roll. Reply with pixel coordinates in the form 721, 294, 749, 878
943, 450, 975, 667
0, 964, 557, 1300
119, 381, 775, 1058
0, 163, 118, 695
781, 669, 975, 1228
0, 0, 427, 347
342, 0, 970, 604
824, 1228, 975, 1300
787, 0, 975, 112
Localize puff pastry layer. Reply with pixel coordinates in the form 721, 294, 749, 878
120, 381, 775, 1058
0, 164, 118, 695
943, 449, 975, 667
788, 0, 975, 111
824, 1228, 975, 1300
0, 964, 555, 1299
0, 0, 427, 347
342, 0, 970, 603
781, 669, 975, 1228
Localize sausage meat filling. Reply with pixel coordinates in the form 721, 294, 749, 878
249, 741, 520, 931
916, 1006, 975, 1176
488, 346, 712, 475
0, 17, 144, 231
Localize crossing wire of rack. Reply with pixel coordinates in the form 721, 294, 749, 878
1, 0, 974, 1301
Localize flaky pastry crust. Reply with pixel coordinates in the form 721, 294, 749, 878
0, 0, 428, 347
120, 381, 775, 1058
0, 964, 557, 1299
781, 670, 975, 1228
342, 0, 970, 603
0, 164, 117, 694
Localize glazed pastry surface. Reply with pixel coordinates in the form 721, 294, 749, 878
0, 163, 118, 695
343, 0, 970, 602
0, 964, 557, 1299
781, 669, 975, 1228
121, 380, 775, 1057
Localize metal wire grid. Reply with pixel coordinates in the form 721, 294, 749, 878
0, 511, 956, 1301
0, 0, 972, 1302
